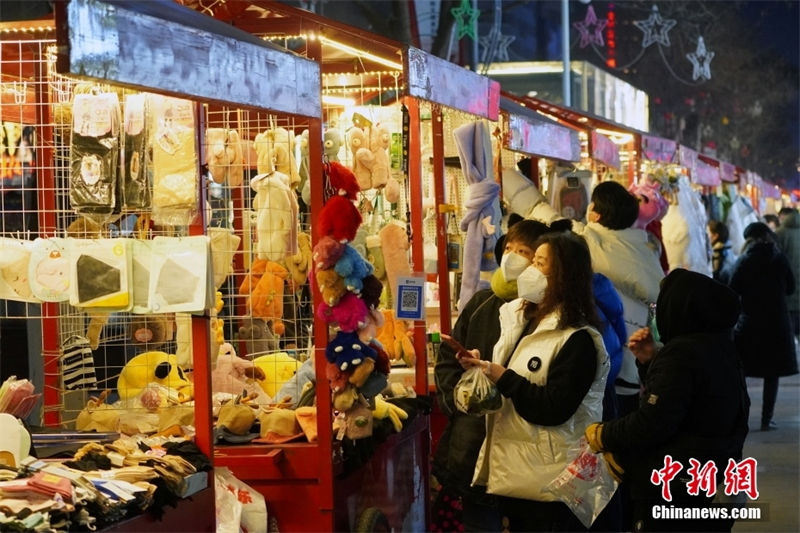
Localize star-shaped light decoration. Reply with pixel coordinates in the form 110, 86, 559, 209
573, 6, 608, 48
686, 36, 714, 81
451, 0, 481, 41
479, 26, 516, 63
634, 5, 677, 48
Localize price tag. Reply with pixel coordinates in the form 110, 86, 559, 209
396, 276, 425, 320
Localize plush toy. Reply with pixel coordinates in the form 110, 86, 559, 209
375, 309, 396, 360
323, 128, 342, 162
351, 226, 369, 259
332, 384, 359, 412
238, 316, 279, 356
296, 129, 310, 196
369, 124, 391, 189
314, 268, 347, 307
66, 216, 102, 239
325, 361, 352, 393
254, 128, 299, 188
205, 128, 229, 184
211, 343, 269, 399
285, 232, 312, 288
365, 236, 386, 280
372, 394, 408, 432
217, 394, 257, 436
349, 357, 375, 388
316, 291, 369, 333
392, 317, 416, 367
251, 171, 298, 261
346, 127, 374, 191
226, 129, 244, 187
130, 314, 174, 349
327, 161, 361, 201
629, 181, 669, 230
384, 177, 401, 204
239, 260, 287, 335
378, 222, 411, 304
369, 339, 392, 375
319, 196, 362, 243
313, 235, 346, 271
333, 244, 374, 293
325, 330, 377, 371
116, 351, 193, 403
252, 352, 301, 398
359, 274, 384, 311
357, 307, 385, 344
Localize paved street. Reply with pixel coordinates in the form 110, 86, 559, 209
733, 371, 800, 532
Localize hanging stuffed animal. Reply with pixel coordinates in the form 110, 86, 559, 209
369, 124, 391, 189
323, 128, 342, 162
251, 171, 298, 261
238, 258, 287, 335
254, 128, 300, 189
285, 232, 312, 288
205, 128, 229, 184
629, 180, 669, 274
378, 222, 411, 305
346, 127, 374, 191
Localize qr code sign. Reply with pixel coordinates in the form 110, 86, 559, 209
400, 287, 419, 312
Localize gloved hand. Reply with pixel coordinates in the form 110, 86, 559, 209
585, 422, 605, 453
372, 395, 408, 432
603, 452, 625, 483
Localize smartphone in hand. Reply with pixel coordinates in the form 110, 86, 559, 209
440, 334, 472, 359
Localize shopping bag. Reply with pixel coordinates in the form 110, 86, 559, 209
453, 366, 502, 416
214, 467, 267, 533
543, 437, 619, 528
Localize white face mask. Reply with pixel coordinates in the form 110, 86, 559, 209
500, 252, 530, 282
517, 266, 548, 303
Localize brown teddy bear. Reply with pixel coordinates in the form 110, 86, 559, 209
238, 316, 279, 356
314, 268, 347, 307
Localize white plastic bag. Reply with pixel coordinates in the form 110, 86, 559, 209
453, 366, 502, 416
543, 437, 619, 528
214, 467, 267, 533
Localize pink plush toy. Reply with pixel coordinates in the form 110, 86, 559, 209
316, 292, 369, 333
378, 222, 411, 304
313, 235, 346, 270
211, 343, 268, 399
628, 181, 669, 230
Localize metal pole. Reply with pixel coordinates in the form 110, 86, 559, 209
472, 0, 479, 71
561, 0, 571, 106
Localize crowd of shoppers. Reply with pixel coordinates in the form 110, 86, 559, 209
432, 174, 799, 532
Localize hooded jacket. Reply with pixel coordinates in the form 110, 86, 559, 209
775, 209, 800, 313
600, 269, 750, 497
472, 300, 609, 501
729, 240, 797, 377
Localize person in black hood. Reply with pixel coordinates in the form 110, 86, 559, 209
585, 269, 750, 532
729, 222, 796, 431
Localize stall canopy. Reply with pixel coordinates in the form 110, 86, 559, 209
641, 134, 678, 164
500, 94, 581, 162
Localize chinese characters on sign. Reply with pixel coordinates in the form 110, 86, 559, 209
651, 455, 759, 502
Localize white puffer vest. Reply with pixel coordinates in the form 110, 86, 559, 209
472, 300, 609, 501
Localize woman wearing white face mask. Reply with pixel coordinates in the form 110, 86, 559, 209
460, 231, 610, 532
433, 219, 561, 532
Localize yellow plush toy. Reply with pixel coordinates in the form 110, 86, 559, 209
116, 351, 194, 403
252, 352, 301, 398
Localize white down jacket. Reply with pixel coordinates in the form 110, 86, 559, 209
472, 301, 609, 501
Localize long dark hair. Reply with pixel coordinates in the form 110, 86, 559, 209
524, 232, 602, 331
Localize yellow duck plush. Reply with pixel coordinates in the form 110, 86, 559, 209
116, 351, 194, 403
252, 352, 301, 398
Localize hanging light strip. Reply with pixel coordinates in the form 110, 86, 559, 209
0, 25, 55, 34
318, 36, 403, 71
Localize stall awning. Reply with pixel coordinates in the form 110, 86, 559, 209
406, 46, 499, 120
695, 153, 721, 187
499, 95, 580, 162
591, 131, 620, 169
720, 161, 737, 183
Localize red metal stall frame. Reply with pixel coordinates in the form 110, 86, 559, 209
504, 92, 644, 186
12, 0, 321, 529
197, 2, 500, 530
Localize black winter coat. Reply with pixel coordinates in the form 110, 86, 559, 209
433, 289, 505, 496
601, 269, 750, 499
729, 240, 797, 377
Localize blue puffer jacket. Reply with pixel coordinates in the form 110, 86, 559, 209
593, 273, 626, 384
